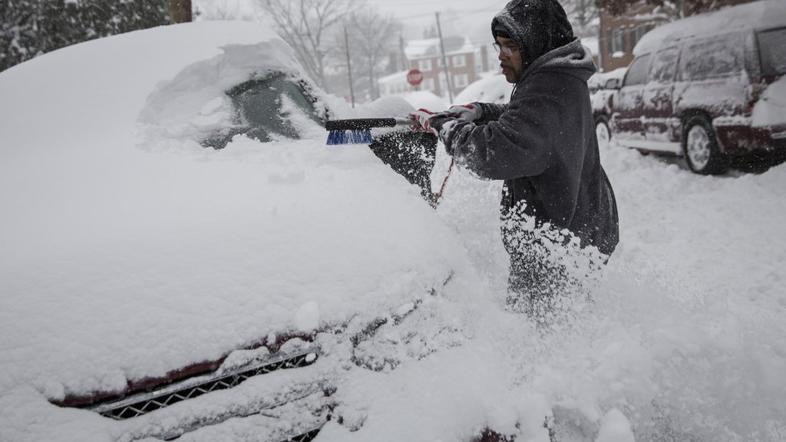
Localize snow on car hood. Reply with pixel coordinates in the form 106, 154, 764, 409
0, 22, 473, 400
454, 74, 513, 105
752, 75, 786, 128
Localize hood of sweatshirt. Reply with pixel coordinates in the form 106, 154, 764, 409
520, 38, 596, 84
491, 0, 576, 70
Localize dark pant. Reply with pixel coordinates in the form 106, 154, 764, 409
501, 218, 570, 317
499, 204, 606, 324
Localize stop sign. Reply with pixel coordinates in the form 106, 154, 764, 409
406, 69, 424, 86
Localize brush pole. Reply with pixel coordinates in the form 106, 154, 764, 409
326, 118, 412, 131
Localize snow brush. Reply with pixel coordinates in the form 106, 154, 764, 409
325, 117, 413, 145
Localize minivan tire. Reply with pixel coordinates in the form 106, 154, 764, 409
682, 115, 728, 175
595, 116, 611, 149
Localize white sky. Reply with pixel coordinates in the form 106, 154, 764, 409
365, 0, 508, 42
194, 0, 509, 44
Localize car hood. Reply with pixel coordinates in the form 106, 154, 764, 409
0, 22, 472, 401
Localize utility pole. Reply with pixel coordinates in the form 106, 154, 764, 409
435, 12, 454, 103
343, 25, 356, 108
399, 34, 406, 72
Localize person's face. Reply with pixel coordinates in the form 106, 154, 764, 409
495, 36, 523, 83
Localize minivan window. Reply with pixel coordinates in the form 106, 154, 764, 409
649, 47, 680, 83
758, 27, 786, 76
679, 33, 743, 81
624, 54, 651, 86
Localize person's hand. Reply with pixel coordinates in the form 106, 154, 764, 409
410, 108, 454, 135
445, 103, 482, 122
410, 108, 437, 134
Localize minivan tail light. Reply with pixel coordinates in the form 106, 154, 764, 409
744, 82, 766, 114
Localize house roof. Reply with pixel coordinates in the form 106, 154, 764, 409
377, 70, 409, 85
405, 36, 474, 60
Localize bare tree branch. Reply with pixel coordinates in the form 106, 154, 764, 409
260, 0, 358, 90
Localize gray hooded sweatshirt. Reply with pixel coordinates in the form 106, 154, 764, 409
442, 0, 619, 256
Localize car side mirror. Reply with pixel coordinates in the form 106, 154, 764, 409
605, 78, 621, 89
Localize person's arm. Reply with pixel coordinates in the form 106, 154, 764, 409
475, 103, 508, 122
441, 93, 558, 180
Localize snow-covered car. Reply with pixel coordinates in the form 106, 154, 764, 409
453, 73, 513, 105
0, 21, 475, 441
588, 68, 627, 149
610, 0, 786, 174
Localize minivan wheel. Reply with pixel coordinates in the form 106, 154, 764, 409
683, 115, 728, 175
595, 116, 611, 149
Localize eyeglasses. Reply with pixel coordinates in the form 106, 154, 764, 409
492, 42, 519, 56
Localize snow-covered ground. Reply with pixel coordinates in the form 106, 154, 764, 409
1, 20, 786, 442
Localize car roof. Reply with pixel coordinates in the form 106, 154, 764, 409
634, 0, 786, 56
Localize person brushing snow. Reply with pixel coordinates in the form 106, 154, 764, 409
413, 0, 619, 315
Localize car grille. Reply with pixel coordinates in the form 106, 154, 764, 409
285, 427, 323, 442
91, 347, 319, 420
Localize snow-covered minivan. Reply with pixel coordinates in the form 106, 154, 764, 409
610, 0, 786, 174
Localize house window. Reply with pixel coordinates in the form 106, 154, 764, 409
418, 59, 432, 71
610, 29, 625, 55
633, 24, 652, 46
453, 73, 468, 88
452, 55, 466, 67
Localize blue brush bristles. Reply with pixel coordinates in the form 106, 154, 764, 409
326, 129, 373, 145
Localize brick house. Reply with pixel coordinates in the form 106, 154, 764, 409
598, 2, 670, 72
403, 36, 478, 98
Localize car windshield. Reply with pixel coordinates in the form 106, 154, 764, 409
758, 27, 786, 76
200, 72, 323, 149
623, 54, 651, 87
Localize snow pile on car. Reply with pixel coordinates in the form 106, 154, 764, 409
753, 76, 786, 128
0, 21, 477, 410
454, 73, 513, 105
137, 31, 317, 150
634, 0, 786, 55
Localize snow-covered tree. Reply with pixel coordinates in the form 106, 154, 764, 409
339, 8, 401, 100
562, 0, 600, 36
1, 0, 170, 72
